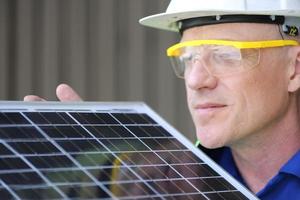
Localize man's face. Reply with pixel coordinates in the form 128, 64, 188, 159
182, 23, 293, 148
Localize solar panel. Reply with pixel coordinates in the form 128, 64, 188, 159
0, 101, 258, 200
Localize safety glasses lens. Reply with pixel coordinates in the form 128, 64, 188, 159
168, 45, 260, 78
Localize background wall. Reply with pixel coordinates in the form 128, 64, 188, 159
0, 0, 195, 141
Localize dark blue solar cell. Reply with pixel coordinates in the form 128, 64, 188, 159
39, 112, 76, 124
155, 126, 172, 137
0, 127, 44, 139
111, 126, 134, 137
0, 113, 12, 124
57, 112, 77, 124
0, 143, 13, 155
127, 126, 149, 137
127, 126, 170, 137
27, 155, 74, 169
70, 112, 118, 125
14, 187, 63, 199
85, 126, 120, 138
43, 170, 93, 183
59, 185, 110, 198
57, 139, 105, 153
24, 112, 75, 124
3, 112, 29, 124
86, 125, 133, 138
0, 172, 44, 185
140, 114, 157, 124
220, 191, 249, 200
94, 113, 119, 124
24, 112, 48, 124
112, 113, 157, 125
9, 141, 60, 154
0, 157, 30, 170
0, 188, 15, 199
125, 113, 150, 124
41, 126, 91, 138
111, 113, 134, 124
70, 113, 103, 124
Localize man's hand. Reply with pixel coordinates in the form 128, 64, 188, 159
24, 83, 83, 102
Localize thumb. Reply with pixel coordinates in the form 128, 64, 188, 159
56, 83, 83, 102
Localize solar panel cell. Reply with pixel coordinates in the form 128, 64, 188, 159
27, 155, 74, 168
70, 112, 118, 124
15, 187, 62, 199
86, 126, 133, 138
0, 113, 11, 124
3, 112, 29, 124
9, 141, 60, 154
24, 112, 51, 124
0, 157, 30, 170
0, 188, 15, 199
0, 172, 44, 185
73, 153, 116, 167
112, 113, 135, 124
0, 127, 44, 139
43, 170, 93, 183
41, 125, 91, 138
0, 143, 14, 155
39, 112, 75, 124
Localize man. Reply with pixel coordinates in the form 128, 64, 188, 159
25, 0, 300, 199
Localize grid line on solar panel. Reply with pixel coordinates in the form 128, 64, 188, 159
0, 108, 255, 199
19, 112, 117, 198
107, 115, 210, 198
64, 111, 163, 197
0, 140, 68, 198
106, 111, 212, 198
117, 115, 245, 199
89, 112, 212, 198
115, 114, 232, 198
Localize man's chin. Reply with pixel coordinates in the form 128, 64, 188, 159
196, 129, 227, 149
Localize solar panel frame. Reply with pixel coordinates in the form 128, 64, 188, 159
0, 101, 259, 200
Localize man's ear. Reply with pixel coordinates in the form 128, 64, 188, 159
288, 46, 300, 92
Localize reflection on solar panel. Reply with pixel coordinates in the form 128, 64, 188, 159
0, 102, 258, 200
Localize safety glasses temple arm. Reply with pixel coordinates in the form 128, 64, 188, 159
167, 40, 299, 57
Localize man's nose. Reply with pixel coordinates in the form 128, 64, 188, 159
185, 62, 218, 90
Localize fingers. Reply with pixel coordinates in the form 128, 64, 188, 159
23, 95, 46, 102
23, 83, 82, 102
56, 83, 83, 102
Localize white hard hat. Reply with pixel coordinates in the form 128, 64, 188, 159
139, 0, 300, 34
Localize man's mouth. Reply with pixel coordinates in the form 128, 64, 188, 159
196, 103, 226, 109
194, 103, 227, 115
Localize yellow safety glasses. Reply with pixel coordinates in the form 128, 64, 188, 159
166, 40, 299, 78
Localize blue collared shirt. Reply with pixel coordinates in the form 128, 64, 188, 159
199, 146, 300, 199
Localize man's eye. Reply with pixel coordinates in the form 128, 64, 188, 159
213, 51, 241, 61
180, 53, 193, 62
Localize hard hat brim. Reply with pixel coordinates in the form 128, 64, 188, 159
139, 10, 300, 32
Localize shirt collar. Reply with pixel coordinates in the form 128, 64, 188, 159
280, 149, 300, 178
